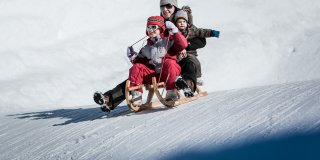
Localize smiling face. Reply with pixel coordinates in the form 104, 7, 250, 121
160, 4, 175, 19
146, 16, 165, 37
146, 25, 161, 38
176, 19, 187, 30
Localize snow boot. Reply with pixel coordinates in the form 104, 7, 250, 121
131, 91, 142, 106
94, 91, 105, 105
165, 89, 178, 101
175, 76, 194, 97
93, 91, 111, 112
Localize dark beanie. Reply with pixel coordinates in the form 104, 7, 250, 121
160, 0, 178, 8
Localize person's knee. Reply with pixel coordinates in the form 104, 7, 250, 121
184, 61, 196, 71
163, 60, 180, 73
132, 63, 144, 69
130, 63, 144, 72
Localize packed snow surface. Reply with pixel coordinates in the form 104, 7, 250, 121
0, 0, 320, 159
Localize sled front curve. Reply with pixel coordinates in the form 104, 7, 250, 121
152, 77, 176, 107
125, 80, 161, 112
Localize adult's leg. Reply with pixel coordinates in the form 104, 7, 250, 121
178, 55, 199, 92
103, 80, 127, 110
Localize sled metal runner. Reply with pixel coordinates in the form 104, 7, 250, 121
125, 77, 208, 112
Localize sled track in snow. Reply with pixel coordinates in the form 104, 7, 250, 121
1, 80, 320, 159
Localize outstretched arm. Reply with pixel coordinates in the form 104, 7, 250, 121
188, 26, 220, 39
187, 37, 206, 50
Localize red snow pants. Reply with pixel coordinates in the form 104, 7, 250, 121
129, 59, 181, 92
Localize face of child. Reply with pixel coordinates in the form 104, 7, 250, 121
176, 19, 187, 30
161, 4, 175, 19
146, 25, 161, 38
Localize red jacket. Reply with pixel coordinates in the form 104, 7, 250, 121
165, 31, 188, 59
133, 31, 188, 69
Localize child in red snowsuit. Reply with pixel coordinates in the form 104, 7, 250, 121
128, 16, 188, 104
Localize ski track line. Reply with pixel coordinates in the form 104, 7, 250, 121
1, 108, 83, 143
142, 85, 284, 154
166, 80, 320, 153
176, 84, 297, 151
25, 109, 130, 159
277, 83, 320, 124
35, 124, 99, 159
83, 107, 190, 159
233, 81, 318, 147
36, 108, 135, 159
80, 98, 216, 159
2, 107, 111, 159
94, 84, 292, 159
54, 104, 165, 159
1, 80, 320, 160
187, 87, 279, 149
1, 110, 77, 159
52, 105, 180, 159
235, 82, 317, 141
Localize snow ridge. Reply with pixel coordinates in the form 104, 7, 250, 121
1, 80, 320, 159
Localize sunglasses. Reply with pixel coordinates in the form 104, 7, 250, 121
146, 25, 159, 32
160, 4, 174, 9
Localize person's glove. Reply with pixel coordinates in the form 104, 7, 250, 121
212, 30, 220, 38
165, 21, 179, 34
127, 46, 135, 57
127, 46, 137, 61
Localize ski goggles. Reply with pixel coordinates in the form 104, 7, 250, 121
160, 4, 174, 10
146, 25, 159, 31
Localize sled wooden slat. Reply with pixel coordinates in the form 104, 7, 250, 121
125, 77, 208, 112
127, 84, 147, 91
125, 80, 163, 112
171, 91, 208, 106
152, 77, 174, 107
146, 87, 154, 104
125, 80, 149, 112
152, 77, 208, 107
128, 82, 165, 91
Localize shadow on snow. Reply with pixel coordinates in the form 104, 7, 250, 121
7, 104, 171, 126
166, 131, 320, 160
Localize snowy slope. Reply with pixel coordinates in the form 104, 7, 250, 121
1, 0, 320, 159
1, 80, 320, 160
1, 0, 320, 112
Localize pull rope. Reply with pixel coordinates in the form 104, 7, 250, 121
139, 39, 147, 52
130, 35, 148, 47
129, 36, 148, 64
157, 36, 171, 84
158, 34, 172, 98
